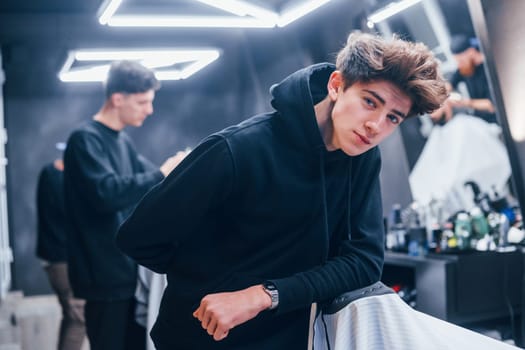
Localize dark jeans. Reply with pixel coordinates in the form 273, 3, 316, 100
45, 263, 86, 350
85, 298, 146, 350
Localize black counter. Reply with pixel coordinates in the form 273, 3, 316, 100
382, 250, 523, 343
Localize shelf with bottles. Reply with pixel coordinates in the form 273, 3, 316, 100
385, 181, 524, 257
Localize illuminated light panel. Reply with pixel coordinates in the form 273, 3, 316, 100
106, 15, 274, 28
97, 0, 334, 28
277, 0, 333, 27
58, 49, 221, 82
193, 0, 279, 22
98, 0, 123, 25
367, 0, 422, 24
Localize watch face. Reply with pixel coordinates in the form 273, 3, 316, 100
263, 283, 279, 309
264, 283, 277, 291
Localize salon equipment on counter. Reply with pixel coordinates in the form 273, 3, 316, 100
385, 204, 408, 252
490, 185, 516, 224
464, 180, 492, 214
442, 222, 456, 251
385, 196, 524, 255
470, 206, 489, 238
470, 206, 496, 251
404, 204, 428, 256
507, 226, 525, 244
454, 212, 472, 250
407, 227, 427, 257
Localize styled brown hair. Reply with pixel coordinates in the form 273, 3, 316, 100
336, 32, 448, 117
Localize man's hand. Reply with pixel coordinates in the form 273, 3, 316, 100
193, 285, 272, 341
468, 98, 495, 113
430, 98, 454, 123
431, 94, 495, 125
160, 149, 190, 176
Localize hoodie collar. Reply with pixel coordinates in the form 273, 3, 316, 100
270, 63, 335, 151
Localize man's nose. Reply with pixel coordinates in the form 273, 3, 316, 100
364, 119, 380, 135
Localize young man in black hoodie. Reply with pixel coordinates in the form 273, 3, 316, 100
117, 32, 448, 349
63, 60, 187, 350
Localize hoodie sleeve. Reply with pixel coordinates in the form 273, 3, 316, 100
64, 130, 164, 213
270, 147, 384, 314
117, 135, 234, 273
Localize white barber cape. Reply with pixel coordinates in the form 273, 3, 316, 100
135, 266, 167, 350
310, 282, 518, 350
409, 114, 511, 212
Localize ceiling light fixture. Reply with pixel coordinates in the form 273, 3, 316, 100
97, 0, 334, 28
58, 49, 221, 82
193, 0, 278, 23
367, 0, 422, 24
278, 0, 333, 27
98, 0, 123, 25
105, 15, 274, 28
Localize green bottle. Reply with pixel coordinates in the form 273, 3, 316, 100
470, 206, 489, 238
454, 212, 472, 250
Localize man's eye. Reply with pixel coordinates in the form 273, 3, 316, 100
388, 115, 400, 124
364, 97, 375, 107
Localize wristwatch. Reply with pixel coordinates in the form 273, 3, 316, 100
262, 282, 279, 310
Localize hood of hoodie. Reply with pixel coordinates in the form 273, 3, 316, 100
270, 62, 335, 152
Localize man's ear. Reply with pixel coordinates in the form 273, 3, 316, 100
327, 71, 343, 101
111, 92, 125, 106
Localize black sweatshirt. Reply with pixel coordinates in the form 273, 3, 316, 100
36, 163, 67, 263
64, 120, 164, 300
450, 63, 497, 123
117, 63, 385, 349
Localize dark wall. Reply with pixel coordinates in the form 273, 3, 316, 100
5, 93, 101, 294
4, 1, 383, 295
438, 0, 475, 36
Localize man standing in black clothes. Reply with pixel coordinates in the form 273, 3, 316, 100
449, 34, 496, 123
36, 156, 86, 350
431, 34, 497, 124
63, 60, 186, 350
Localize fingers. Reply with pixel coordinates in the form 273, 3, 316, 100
193, 288, 264, 342
213, 328, 229, 341
193, 303, 230, 342
205, 317, 216, 333
193, 311, 229, 341
192, 307, 203, 322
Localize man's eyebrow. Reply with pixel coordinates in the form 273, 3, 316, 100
363, 89, 407, 119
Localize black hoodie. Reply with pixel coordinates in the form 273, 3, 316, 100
117, 63, 385, 349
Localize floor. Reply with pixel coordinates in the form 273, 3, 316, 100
0, 292, 89, 350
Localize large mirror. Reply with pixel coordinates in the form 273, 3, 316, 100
375, 0, 515, 224
467, 0, 525, 233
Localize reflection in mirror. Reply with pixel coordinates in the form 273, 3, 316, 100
370, 0, 519, 252
467, 0, 525, 242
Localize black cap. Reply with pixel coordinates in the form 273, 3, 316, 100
450, 34, 479, 54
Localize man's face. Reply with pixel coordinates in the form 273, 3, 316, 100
116, 90, 156, 127
327, 72, 412, 156
454, 48, 477, 77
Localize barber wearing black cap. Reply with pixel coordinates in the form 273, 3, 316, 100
431, 34, 497, 124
